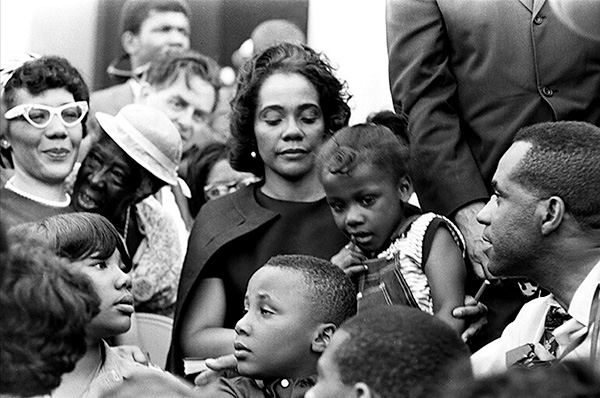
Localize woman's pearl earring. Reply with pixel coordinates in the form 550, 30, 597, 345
250, 151, 257, 159
0, 138, 10, 149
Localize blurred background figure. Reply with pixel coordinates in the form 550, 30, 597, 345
90, 0, 191, 116
185, 141, 259, 218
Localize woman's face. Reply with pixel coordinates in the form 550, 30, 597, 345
70, 249, 133, 340
253, 73, 325, 184
5, 88, 82, 185
72, 135, 141, 227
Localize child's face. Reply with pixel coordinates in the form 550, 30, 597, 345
306, 330, 355, 398
71, 249, 133, 340
234, 266, 321, 380
322, 163, 409, 255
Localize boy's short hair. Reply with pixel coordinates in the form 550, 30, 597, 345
317, 110, 411, 184
10, 212, 132, 272
144, 49, 221, 111
332, 305, 472, 398
512, 121, 600, 229
120, 0, 191, 36
0, 239, 100, 397
264, 255, 357, 327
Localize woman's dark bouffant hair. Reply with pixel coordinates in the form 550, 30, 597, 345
229, 43, 351, 177
2, 55, 90, 135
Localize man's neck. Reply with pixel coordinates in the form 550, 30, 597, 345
537, 242, 600, 310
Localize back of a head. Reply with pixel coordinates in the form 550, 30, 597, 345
317, 110, 411, 184
251, 19, 306, 55
120, 0, 191, 35
9, 212, 132, 271
144, 49, 221, 98
447, 360, 600, 398
512, 121, 600, 229
0, 239, 100, 397
265, 255, 357, 327
334, 305, 472, 398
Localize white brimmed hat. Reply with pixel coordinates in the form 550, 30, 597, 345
95, 104, 182, 185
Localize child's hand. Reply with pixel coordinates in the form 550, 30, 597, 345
331, 241, 368, 277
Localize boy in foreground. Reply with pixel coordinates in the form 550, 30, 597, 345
306, 305, 473, 398
196, 254, 357, 398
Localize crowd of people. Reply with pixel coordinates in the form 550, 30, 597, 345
1, 0, 599, 397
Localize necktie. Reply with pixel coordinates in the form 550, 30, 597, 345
541, 305, 572, 357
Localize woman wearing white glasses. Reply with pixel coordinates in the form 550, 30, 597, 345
1, 54, 89, 228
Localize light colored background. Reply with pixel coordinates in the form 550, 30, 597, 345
0, 0, 394, 125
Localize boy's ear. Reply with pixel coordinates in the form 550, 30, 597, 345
397, 175, 413, 202
311, 323, 336, 353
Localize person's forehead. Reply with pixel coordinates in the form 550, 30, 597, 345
92, 136, 134, 169
151, 74, 216, 104
493, 141, 531, 188
140, 10, 190, 29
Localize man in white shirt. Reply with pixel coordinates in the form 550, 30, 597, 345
471, 121, 600, 376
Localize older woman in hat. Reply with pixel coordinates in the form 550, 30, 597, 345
1, 54, 89, 228
72, 103, 183, 317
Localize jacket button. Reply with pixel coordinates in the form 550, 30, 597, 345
541, 86, 554, 97
533, 15, 544, 25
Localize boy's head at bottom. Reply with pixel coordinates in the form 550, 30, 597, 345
306, 305, 473, 398
234, 254, 357, 380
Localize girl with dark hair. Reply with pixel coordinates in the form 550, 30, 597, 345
318, 111, 467, 334
10, 212, 160, 397
169, 43, 351, 374
1, 54, 89, 228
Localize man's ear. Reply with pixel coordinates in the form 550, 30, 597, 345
539, 196, 565, 236
121, 31, 139, 56
352, 382, 375, 398
397, 175, 413, 202
311, 323, 336, 353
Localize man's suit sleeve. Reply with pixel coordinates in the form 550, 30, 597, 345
386, 0, 488, 216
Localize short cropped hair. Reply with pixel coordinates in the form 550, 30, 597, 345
230, 43, 351, 177
333, 306, 472, 398
120, 0, 191, 35
0, 240, 100, 397
2, 55, 89, 135
10, 212, 132, 272
317, 110, 410, 184
144, 49, 221, 112
264, 255, 357, 327
512, 121, 600, 229
447, 360, 600, 398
